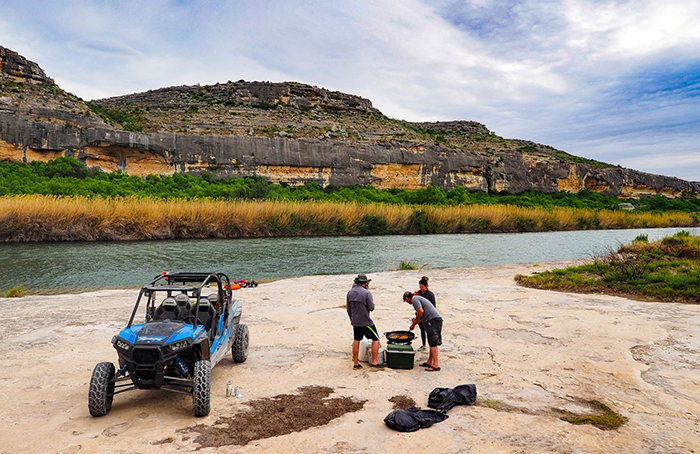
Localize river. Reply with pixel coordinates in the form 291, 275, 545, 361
1, 226, 698, 294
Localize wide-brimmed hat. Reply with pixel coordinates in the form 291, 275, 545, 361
354, 274, 371, 283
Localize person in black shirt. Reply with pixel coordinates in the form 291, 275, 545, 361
416, 276, 436, 351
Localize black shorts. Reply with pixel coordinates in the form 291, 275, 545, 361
353, 325, 379, 341
425, 318, 443, 347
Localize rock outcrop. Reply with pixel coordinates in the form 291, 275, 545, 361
0, 46, 54, 84
1, 45, 698, 197
98, 80, 380, 115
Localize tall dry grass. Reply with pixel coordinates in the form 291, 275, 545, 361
0, 195, 696, 242
422, 204, 696, 233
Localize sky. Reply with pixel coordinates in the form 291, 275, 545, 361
1, 0, 698, 181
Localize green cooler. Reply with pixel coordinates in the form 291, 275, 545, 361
385, 343, 415, 369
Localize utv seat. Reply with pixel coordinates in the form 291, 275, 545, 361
206, 293, 219, 308
154, 297, 180, 320
206, 294, 221, 337
192, 298, 216, 334
174, 294, 191, 320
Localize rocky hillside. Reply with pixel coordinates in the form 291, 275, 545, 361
90, 80, 604, 168
1, 45, 698, 197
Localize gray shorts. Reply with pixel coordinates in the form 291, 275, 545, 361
425, 318, 443, 347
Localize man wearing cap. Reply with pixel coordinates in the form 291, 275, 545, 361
404, 291, 442, 371
347, 274, 381, 369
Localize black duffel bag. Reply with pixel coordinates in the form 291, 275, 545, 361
383, 406, 449, 432
428, 384, 477, 412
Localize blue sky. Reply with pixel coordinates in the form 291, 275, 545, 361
1, 0, 698, 181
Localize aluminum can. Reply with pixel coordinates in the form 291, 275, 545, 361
226, 381, 233, 397
234, 386, 239, 396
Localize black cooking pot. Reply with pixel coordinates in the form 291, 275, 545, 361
385, 330, 415, 344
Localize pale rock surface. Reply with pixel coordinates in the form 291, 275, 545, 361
0, 262, 698, 453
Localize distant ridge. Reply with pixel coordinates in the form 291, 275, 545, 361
1, 44, 698, 197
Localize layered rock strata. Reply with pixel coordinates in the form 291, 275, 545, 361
1, 45, 698, 197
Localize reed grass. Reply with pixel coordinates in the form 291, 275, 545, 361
0, 195, 696, 242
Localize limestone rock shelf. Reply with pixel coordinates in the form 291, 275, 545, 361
1, 45, 698, 197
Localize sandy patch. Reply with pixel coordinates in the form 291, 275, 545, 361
0, 261, 698, 453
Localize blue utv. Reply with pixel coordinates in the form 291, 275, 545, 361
88, 272, 249, 417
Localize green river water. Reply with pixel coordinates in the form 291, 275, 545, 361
0, 227, 697, 294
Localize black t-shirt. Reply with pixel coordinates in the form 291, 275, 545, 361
418, 289, 436, 307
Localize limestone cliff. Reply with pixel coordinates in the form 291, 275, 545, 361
1, 45, 698, 198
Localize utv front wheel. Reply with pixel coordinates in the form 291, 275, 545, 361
88, 362, 115, 417
192, 360, 211, 417
232, 324, 249, 363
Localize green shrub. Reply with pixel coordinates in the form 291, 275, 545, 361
576, 215, 601, 230
398, 261, 418, 270
457, 217, 491, 233
86, 102, 147, 132
407, 209, 438, 234
515, 217, 537, 232
357, 214, 390, 235
4, 285, 26, 297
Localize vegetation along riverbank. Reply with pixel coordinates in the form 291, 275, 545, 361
0, 195, 697, 242
3, 158, 700, 212
0, 157, 698, 242
516, 231, 700, 303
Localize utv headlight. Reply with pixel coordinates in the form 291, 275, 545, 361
115, 339, 132, 350
168, 340, 189, 351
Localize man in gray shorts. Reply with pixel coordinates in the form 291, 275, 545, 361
404, 291, 443, 371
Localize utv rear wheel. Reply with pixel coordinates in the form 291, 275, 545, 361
192, 360, 211, 417
88, 362, 115, 417
232, 324, 249, 363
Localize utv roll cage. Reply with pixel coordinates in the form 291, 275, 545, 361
127, 272, 233, 329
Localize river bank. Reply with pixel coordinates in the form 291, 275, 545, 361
0, 195, 697, 242
0, 262, 697, 453
517, 230, 700, 304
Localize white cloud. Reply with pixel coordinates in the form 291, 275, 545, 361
70, 39, 143, 58
564, 0, 700, 59
569, 133, 700, 181
1, 0, 699, 180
